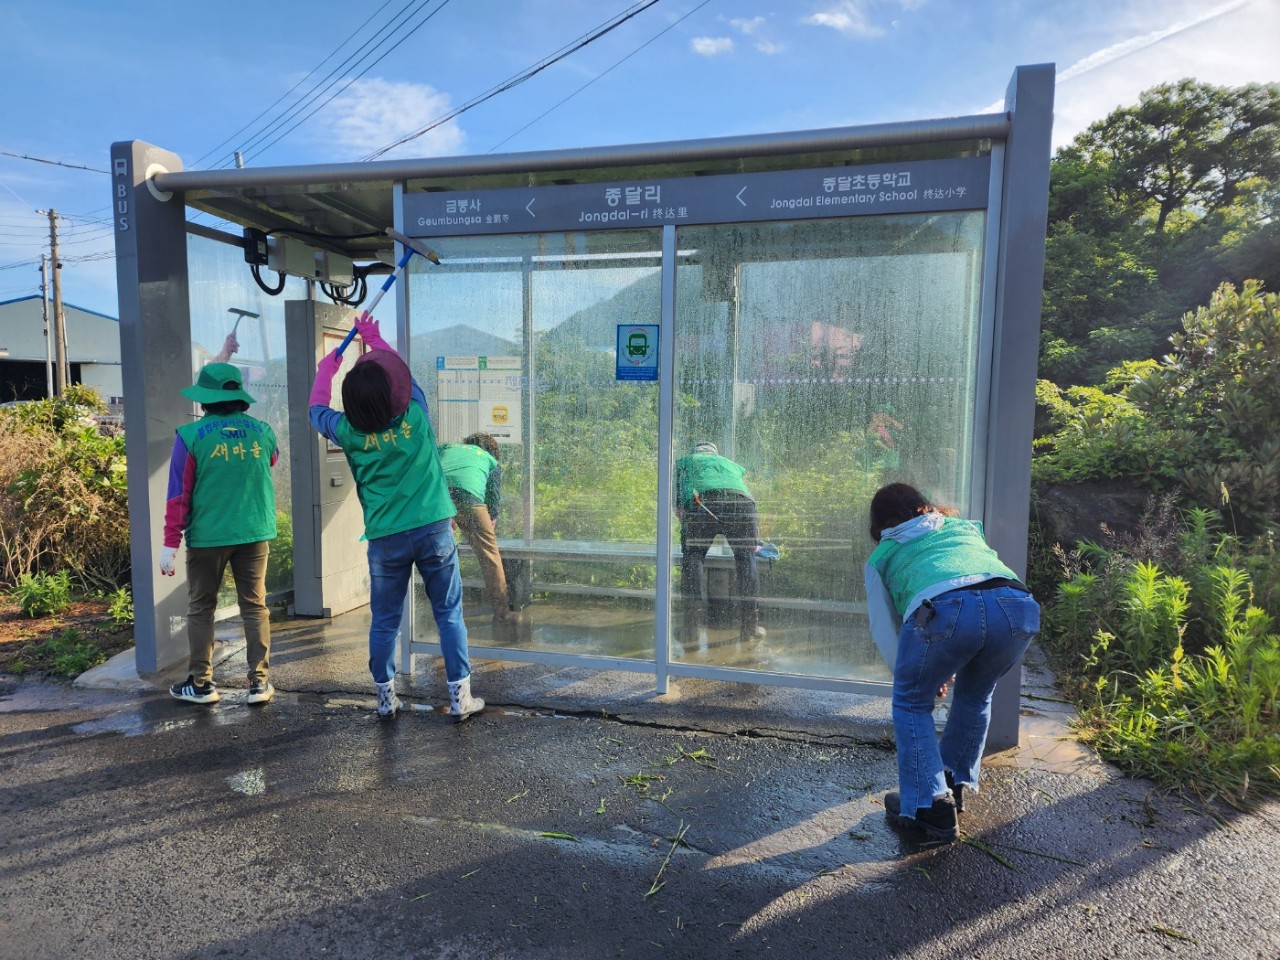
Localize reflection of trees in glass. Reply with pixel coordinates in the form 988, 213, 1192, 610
531, 334, 658, 543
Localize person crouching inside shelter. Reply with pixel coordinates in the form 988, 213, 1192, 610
308, 313, 483, 722
439, 433, 519, 625
161, 361, 278, 707
864, 482, 1040, 843
673, 441, 766, 645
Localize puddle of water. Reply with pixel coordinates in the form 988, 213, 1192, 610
227, 767, 267, 796
72, 712, 198, 738
0, 684, 124, 714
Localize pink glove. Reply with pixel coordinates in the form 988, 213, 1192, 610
210, 333, 239, 363
309, 349, 343, 407
355, 311, 392, 351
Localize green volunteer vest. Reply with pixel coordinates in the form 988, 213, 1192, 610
868, 517, 1018, 616
674, 453, 751, 509
438, 443, 497, 502
335, 402, 455, 540
176, 413, 277, 548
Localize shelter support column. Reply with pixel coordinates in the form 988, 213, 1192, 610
111, 141, 192, 675
984, 64, 1055, 750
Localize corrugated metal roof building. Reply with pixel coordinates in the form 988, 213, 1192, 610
0, 295, 123, 408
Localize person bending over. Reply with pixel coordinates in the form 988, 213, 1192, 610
864, 482, 1040, 842
439, 433, 519, 625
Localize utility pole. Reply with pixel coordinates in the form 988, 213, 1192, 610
47, 210, 68, 394
39, 255, 53, 397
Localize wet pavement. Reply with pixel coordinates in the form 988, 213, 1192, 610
1, 613, 1278, 959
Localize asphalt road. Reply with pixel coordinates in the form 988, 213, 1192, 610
2, 677, 1278, 960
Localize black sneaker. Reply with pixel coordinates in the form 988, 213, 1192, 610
945, 770, 966, 813
884, 791, 959, 842
170, 675, 219, 704
247, 681, 274, 705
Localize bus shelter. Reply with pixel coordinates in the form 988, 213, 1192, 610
112, 64, 1052, 749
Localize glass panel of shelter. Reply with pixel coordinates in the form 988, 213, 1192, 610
186, 231, 305, 602
404, 210, 984, 684
671, 212, 985, 681
407, 230, 663, 661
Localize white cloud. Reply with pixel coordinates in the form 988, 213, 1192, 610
971, 0, 1279, 147
803, 0, 925, 38
727, 15, 783, 53
1056, 0, 1252, 84
1051, 0, 1279, 146
318, 78, 465, 161
692, 36, 735, 56
804, 1, 883, 38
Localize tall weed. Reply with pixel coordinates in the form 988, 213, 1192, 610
1043, 505, 1280, 805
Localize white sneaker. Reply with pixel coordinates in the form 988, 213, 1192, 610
376, 681, 401, 719
247, 681, 274, 705
447, 676, 484, 722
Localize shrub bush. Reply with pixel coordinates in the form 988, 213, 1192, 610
1034, 282, 1280, 534
1041, 504, 1280, 806
0, 386, 130, 592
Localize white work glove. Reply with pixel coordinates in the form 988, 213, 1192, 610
159, 545, 179, 577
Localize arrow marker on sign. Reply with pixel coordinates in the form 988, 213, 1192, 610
526, 198, 536, 217
736, 187, 748, 206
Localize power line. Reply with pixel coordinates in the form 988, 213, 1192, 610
364, 0, 664, 161
486, 0, 712, 154
191, 0, 400, 167
230, 0, 435, 164
0, 257, 41, 272
244, 0, 454, 164
0, 150, 109, 174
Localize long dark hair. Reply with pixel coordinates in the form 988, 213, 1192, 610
868, 483, 957, 542
342, 360, 394, 433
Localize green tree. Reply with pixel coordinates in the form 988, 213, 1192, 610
1040, 80, 1280, 385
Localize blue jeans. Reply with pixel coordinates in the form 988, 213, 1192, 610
366, 519, 470, 686
892, 585, 1040, 815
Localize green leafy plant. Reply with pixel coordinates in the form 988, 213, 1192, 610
41, 628, 107, 677
1042, 506, 1280, 805
11, 570, 73, 618
107, 586, 134, 629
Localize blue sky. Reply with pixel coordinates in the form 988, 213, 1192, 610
1, 0, 1276, 317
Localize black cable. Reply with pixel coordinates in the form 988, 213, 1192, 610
251, 263, 287, 295
485, 0, 713, 154
363, 0, 663, 161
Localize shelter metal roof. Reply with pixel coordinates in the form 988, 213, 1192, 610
158, 113, 1011, 264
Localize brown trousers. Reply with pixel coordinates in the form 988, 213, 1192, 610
185, 540, 271, 685
451, 501, 510, 616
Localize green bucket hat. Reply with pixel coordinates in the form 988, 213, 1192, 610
180, 362, 257, 405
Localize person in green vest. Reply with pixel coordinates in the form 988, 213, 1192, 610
309, 312, 483, 722
161, 360, 278, 706
864, 482, 1041, 843
674, 441, 766, 645
439, 433, 518, 625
